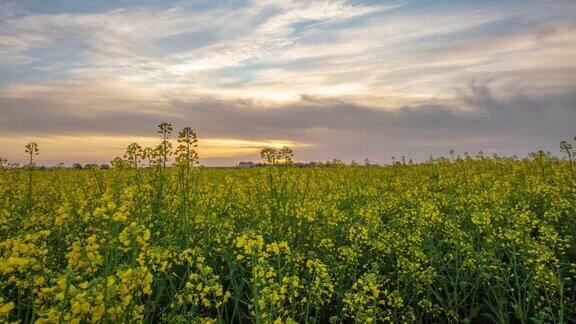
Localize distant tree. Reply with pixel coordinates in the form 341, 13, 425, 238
56, 162, 65, 169
278, 146, 294, 164
260, 147, 279, 165
72, 163, 83, 170
100, 164, 110, 170
260, 146, 295, 165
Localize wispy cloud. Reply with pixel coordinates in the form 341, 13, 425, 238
0, 0, 575, 164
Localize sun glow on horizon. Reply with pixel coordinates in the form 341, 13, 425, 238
0, 135, 312, 165
0, 0, 575, 164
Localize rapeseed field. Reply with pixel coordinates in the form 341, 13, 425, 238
1, 132, 575, 323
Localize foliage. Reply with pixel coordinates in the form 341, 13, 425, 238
260, 146, 294, 165
0, 135, 575, 323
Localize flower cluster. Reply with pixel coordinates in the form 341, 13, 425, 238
66, 235, 103, 274
0, 150, 575, 323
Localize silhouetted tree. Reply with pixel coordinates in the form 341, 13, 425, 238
278, 146, 294, 164
260, 147, 279, 165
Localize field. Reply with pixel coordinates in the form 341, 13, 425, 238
0, 156, 575, 323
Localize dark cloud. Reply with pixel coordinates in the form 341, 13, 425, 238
1, 80, 574, 163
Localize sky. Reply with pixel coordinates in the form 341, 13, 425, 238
0, 0, 575, 166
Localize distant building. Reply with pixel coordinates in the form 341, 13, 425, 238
238, 161, 255, 168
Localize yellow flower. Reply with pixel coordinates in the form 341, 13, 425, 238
0, 301, 14, 314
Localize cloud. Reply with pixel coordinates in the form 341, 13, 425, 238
2, 0, 574, 103
167, 0, 391, 72
1, 77, 574, 165
1, 1, 576, 164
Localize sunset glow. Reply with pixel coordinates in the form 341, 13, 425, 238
1, 0, 575, 165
